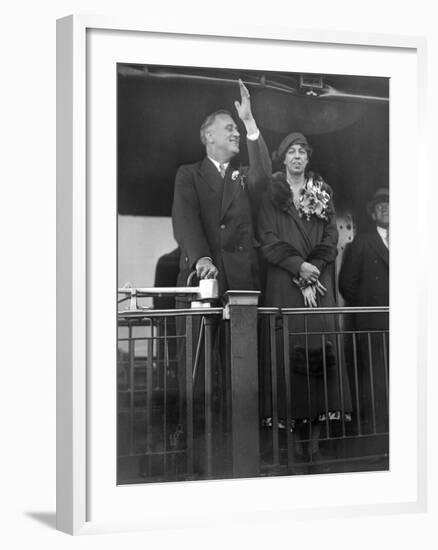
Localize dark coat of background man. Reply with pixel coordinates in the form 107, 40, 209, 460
172, 80, 271, 298
339, 187, 389, 442
339, 187, 389, 329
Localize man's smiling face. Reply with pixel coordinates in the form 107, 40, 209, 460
206, 114, 240, 161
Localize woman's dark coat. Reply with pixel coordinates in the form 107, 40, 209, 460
257, 172, 352, 422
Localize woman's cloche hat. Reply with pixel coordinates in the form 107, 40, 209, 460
273, 132, 313, 163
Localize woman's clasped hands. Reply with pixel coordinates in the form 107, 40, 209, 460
300, 280, 327, 307
294, 261, 327, 307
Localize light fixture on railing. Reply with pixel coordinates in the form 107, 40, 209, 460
118, 278, 219, 312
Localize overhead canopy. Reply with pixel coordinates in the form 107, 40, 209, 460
117, 64, 389, 229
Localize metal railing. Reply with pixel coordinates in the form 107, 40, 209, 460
117, 289, 389, 483
118, 307, 224, 483
258, 306, 389, 474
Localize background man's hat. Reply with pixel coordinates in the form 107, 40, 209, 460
367, 187, 389, 215
273, 132, 312, 162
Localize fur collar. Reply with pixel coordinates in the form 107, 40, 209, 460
270, 172, 294, 212
269, 171, 331, 213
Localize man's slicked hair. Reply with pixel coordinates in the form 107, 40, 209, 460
199, 109, 233, 145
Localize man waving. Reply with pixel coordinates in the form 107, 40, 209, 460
172, 79, 271, 297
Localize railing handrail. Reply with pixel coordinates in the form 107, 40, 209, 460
118, 304, 389, 321
118, 286, 210, 296
258, 306, 389, 315
118, 307, 223, 320
118, 280, 219, 311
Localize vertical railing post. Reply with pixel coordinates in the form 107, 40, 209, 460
223, 290, 260, 477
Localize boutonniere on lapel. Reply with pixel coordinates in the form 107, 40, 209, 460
231, 169, 247, 190
297, 173, 331, 221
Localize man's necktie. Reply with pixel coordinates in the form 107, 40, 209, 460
219, 163, 227, 178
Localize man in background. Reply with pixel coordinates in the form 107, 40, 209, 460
339, 188, 389, 456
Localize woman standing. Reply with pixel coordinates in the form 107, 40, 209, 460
258, 132, 351, 462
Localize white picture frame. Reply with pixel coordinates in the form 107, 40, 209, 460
56, 15, 427, 535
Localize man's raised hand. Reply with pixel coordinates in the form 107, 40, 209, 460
234, 79, 253, 123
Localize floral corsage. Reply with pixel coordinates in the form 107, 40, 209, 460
231, 169, 246, 190
296, 174, 331, 221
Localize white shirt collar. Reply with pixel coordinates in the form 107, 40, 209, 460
376, 225, 389, 248
208, 157, 229, 173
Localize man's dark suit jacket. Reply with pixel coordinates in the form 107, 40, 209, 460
172, 136, 271, 298
339, 229, 389, 330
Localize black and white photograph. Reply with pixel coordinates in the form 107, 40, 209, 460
2, 0, 436, 542
116, 64, 389, 484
